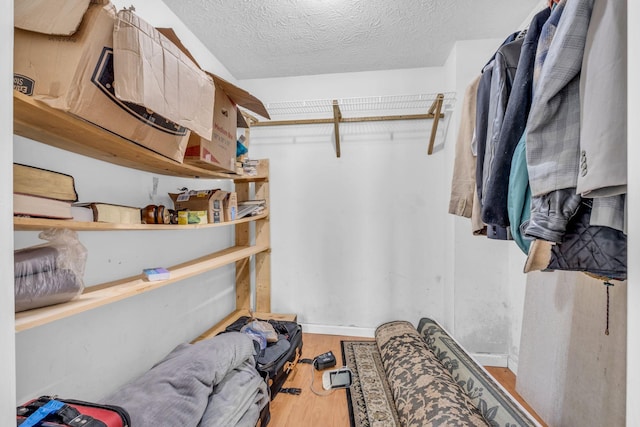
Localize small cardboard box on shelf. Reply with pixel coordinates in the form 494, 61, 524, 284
183, 88, 238, 173
224, 192, 238, 221
169, 189, 228, 224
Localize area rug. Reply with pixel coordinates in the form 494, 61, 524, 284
341, 340, 400, 427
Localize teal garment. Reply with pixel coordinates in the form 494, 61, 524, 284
508, 133, 532, 254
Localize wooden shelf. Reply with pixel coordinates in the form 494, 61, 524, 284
15, 244, 269, 332
13, 92, 267, 181
13, 93, 277, 333
14, 211, 269, 231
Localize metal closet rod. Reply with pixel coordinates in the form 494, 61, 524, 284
245, 93, 446, 157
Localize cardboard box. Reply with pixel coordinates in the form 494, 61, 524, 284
169, 189, 228, 224
154, 28, 272, 173
13, 1, 190, 163
183, 88, 238, 173
112, 9, 214, 140
224, 192, 238, 222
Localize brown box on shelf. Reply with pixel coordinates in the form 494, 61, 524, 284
13, 1, 190, 163
111, 8, 214, 141
183, 88, 238, 173
169, 189, 228, 224
224, 192, 238, 221
153, 28, 271, 173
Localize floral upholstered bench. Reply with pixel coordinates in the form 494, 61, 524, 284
374, 319, 541, 427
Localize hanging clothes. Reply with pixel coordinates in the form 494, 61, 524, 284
480, 36, 524, 223
546, 200, 627, 281
578, 0, 627, 233
480, 8, 550, 229
449, 75, 485, 235
521, 0, 627, 280
474, 32, 519, 240
507, 134, 532, 254
524, 0, 594, 243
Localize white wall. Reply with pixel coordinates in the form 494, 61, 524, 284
444, 40, 522, 366
627, 1, 639, 425
1, 0, 16, 423
240, 67, 450, 337
239, 39, 520, 364
518, 272, 627, 426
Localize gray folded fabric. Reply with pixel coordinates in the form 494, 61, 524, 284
15, 268, 82, 312
198, 358, 269, 427
102, 332, 260, 427
14, 245, 59, 277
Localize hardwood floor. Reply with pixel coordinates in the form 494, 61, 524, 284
268, 333, 547, 427
484, 366, 547, 427
268, 333, 354, 427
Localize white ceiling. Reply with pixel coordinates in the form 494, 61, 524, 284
161, 0, 542, 80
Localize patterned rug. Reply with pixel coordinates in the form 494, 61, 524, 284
341, 340, 400, 427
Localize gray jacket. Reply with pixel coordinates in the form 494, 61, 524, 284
524, 0, 594, 243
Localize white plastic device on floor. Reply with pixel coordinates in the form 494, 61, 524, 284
322, 367, 353, 390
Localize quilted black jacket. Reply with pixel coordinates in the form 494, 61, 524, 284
546, 199, 627, 281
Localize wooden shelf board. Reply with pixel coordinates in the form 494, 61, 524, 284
13, 92, 268, 181
192, 310, 297, 342
14, 211, 269, 231
15, 244, 269, 332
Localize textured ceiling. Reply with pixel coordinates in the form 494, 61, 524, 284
162, 0, 541, 80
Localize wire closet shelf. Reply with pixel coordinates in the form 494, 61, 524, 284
263, 92, 455, 116
248, 92, 456, 157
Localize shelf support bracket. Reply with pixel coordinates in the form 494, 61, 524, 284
427, 93, 445, 155
332, 99, 342, 158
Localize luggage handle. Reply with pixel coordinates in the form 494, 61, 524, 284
18, 396, 108, 427
283, 347, 301, 380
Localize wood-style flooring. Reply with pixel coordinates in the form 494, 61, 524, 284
268, 333, 547, 427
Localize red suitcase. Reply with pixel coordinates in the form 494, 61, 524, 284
17, 396, 130, 427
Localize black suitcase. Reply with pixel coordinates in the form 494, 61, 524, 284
225, 316, 303, 399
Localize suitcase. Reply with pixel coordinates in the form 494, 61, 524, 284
225, 316, 303, 399
17, 396, 130, 427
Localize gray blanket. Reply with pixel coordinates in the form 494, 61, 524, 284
103, 332, 268, 427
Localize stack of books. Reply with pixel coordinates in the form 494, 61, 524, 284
72, 202, 142, 224
237, 199, 267, 218
13, 163, 78, 220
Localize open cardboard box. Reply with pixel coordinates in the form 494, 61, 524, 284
158, 28, 271, 173
13, 0, 213, 163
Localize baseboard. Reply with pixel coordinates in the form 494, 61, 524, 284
471, 352, 509, 368
507, 354, 519, 376
301, 323, 512, 369
300, 323, 375, 338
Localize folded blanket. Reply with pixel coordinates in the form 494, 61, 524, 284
14, 268, 82, 312
103, 332, 267, 427
14, 245, 59, 277
198, 358, 269, 427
